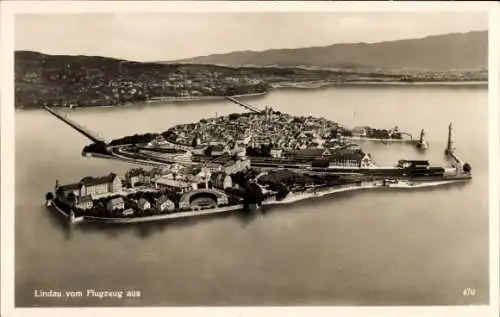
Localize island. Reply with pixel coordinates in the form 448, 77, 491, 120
46, 105, 472, 225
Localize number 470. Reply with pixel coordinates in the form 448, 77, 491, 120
462, 288, 476, 296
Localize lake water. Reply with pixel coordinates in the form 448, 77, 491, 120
15, 85, 489, 306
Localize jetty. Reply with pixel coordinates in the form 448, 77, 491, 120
43, 106, 106, 143
444, 122, 471, 175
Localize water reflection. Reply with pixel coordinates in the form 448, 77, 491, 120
54, 208, 262, 238
45, 180, 472, 241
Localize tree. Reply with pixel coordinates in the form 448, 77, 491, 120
204, 145, 214, 156
67, 192, 76, 204
45, 192, 54, 201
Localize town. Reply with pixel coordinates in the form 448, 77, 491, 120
45, 101, 472, 224
47, 163, 378, 222
91, 105, 419, 171
16, 51, 487, 109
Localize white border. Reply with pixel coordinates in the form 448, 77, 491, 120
1, 2, 499, 317
489, 4, 500, 316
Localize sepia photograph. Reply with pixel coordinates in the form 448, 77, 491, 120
1, 1, 499, 317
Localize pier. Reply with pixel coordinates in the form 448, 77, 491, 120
444, 122, 471, 175
225, 96, 261, 113
344, 136, 418, 144
44, 106, 106, 143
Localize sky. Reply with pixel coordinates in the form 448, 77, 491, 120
15, 12, 488, 62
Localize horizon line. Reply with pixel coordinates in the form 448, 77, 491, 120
15, 29, 488, 65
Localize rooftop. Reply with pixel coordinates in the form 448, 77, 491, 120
80, 173, 118, 186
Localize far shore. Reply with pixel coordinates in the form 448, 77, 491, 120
16, 80, 487, 110
146, 91, 267, 103
271, 80, 488, 89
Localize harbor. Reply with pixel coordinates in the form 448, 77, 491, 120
17, 81, 487, 307
43, 95, 472, 225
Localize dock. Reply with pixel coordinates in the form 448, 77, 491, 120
444, 122, 471, 176
44, 106, 106, 143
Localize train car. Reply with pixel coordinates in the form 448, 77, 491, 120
311, 159, 330, 168
404, 166, 445, 177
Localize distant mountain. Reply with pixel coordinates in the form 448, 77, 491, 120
171, 31, 488, 70
14, 49, 487, 109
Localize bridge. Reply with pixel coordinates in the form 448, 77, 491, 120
43, 106, 105, 144
225, 96, 261, 113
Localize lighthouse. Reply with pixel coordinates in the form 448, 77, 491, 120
445, 122, 455, 155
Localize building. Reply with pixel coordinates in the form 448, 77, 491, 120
179, 200, 190, 210
352, 127, 367, 137
155, 178, 196, 193
146, 135, 166, 147
210, 172, 233, 189
328, 150, 373, 168
75, 195, 93, 211
125, 168, 151, 187
56, 182, 81, 199
223, 158, 251, 175
287, 148, 333, 159
55, 173, 122, 200
270, 148, 283, 158
106, 197, 125, 212
80, 173, 122, 197
205, 163, 223, 173
398, 160, 430, 169
155, 195, 175, 213
359, 153, 374, 168
211, 144, 230, 156
289, 148, 373, 167
180, 166, 207, 178
191, 145, 208, 155
216, 194, 229, 206
137, 198, 151, 212
122, 208, 135, 216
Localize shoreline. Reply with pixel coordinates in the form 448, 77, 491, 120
271, 80, 488, 89
17, 80, 487, 110
343, 136, 417, 143
147, 92, 267, 103
47, 177, 471, 225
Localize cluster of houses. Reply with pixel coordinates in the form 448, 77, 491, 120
17, 59, 269, 108
54, 161, 238, 216
287, 148, 374, 168
167, 108, 348, 151
55, 173, 123, 211
102, 194, 176, 217
163, 109, 380, 168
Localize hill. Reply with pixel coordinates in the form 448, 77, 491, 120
15, 50, 487, 109
171, 31, 488, 70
